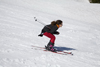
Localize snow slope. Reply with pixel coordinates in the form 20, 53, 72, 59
0, 0, 100, 67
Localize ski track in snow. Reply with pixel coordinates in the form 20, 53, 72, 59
0, 0, 100, 67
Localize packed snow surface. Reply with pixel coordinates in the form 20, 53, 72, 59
0, 0, 100, 67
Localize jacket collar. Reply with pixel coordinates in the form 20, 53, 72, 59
56, 24, 59, 28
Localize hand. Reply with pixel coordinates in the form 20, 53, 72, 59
54, 31, 60, 35
56, 32, 60, 35
38, 34, 43, 37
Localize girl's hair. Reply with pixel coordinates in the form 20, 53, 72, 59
51, 20, 63, 26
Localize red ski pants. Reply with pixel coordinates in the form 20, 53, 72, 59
43, 32, 56, 43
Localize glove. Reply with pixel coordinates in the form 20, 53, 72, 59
54, 31, 60, 35
38, 34, 43, 37
56, 32, 60, 35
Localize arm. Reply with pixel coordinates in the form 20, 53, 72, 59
38, 29, 44, 37
48, 26, 58, 34
54, 31, 60, 35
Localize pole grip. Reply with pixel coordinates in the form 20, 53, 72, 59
34, 17, 46, 26
34, 17, 37, 21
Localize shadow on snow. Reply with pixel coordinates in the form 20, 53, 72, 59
54, 46, 76, 51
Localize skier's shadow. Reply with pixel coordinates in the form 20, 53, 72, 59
54, 46, 76, 51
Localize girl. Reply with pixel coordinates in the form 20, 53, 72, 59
38, 20, 63, 52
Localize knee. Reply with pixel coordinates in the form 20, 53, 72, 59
50, 36, 56, 43
52, 36, 56, 40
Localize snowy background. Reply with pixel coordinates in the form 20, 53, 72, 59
0, 0, 100, 67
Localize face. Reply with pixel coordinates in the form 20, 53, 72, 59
59, 23, 63, 27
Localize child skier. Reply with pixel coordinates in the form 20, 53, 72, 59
38, 20, 63, 52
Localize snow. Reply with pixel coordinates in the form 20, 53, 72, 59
0, 0, 100, 67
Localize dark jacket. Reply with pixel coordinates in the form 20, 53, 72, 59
42, 24, 58, 34
38, 24, 59, 37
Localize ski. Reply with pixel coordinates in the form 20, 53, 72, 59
43, 49, 73, 55
31, 45, 73, 55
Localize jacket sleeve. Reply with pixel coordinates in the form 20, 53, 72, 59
48, 26, 58, 34
53, 31, 59, 34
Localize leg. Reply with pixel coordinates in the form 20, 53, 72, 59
43, 32, 56, 51
43, 32, 56, 44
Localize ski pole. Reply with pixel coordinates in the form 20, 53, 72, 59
34, 17, 51, 29
34, 17, 46, 26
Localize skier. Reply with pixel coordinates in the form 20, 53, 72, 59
38, 20, 63, 52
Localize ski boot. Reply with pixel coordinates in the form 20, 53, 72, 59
45, 41, 56, 52
49, 45, 56, 52
45, 41, 51, 50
